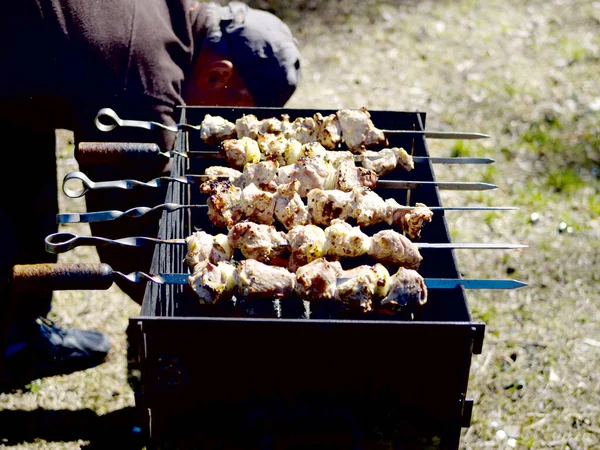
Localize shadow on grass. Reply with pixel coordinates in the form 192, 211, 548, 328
0, 406, 145, 449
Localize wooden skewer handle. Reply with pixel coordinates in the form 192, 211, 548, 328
10, 263, 115, 293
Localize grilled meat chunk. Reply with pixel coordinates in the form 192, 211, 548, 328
235, 259, 296, 300
188, 260, 236, 305
273, 180, 311, 230
368, 229, 423, 270
286, 224, 326, 272
315, 112, 343, 149
276, 156, 338, 197
185, 231, 232, 267
200, 114, 236, 146
201, 180, 243, 229
220, 137, 261, 170
294, 258, 343, 301
380, 267, 428, 311
324, 219, 371, 258
307, 188, 354, 226
389, 202, 433, 240
362, 147, 414, 175
227, 221, 288, 262
337, 263, 390, 313
239, 183, 276, 226
336, 107, 388, 152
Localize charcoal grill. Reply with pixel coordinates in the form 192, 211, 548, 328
125, 106, 488, 449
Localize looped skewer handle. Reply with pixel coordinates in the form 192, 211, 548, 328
95, 108, 201, 133
62, 171, 213, 198
44, 232, 185, 254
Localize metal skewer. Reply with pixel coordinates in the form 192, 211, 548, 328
94, 108, 489, 140
45, 232, 528, 253
147, 149, 495, 166
10, 263, 527, 293
56, 203, 516, 224
62, 171, 497, 198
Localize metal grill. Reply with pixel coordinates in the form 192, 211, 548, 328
128, 106, 488, 449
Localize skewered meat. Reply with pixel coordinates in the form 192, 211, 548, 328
369, 229, 422, 269
220, 137, 261, 169
286, 224, 326, 272
239, 183, 276, 225
323, 219, 371, 258
295, 258, 343, 301
204, 165, 243, 184
185, 231, 232, 267
227, 221, 288, 262
188, 259, 236, 305
202, 177, 432, 238
380, 267, 428, 311
315, 112, 343, 149
203, 156, 378, 199
218, 133, 413, 176
362, 147, 414, 174
273, 180, 311, 231
337, 263, 390, 313
391, 203, 433, 241
336, 107, 388, 151
185, 221, 422, 273
200, 180, 244, 229
200, 114, 236, 146
235, 259, 296, 300
200, 108, 388, 152
187, 257, 428, 313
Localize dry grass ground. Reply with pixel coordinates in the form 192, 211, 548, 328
1, 0, 599, 448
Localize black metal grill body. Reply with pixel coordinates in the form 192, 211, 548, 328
128, 107, 485, 449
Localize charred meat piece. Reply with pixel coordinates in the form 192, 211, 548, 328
274, 180, 311, 231
227, 221, 288, 262
201, 180, 243, 229
314, 112, 343, 149
295, 258, 343, 301
307, 188, 355, 226
389, 202, 433, 240
286, 224, 327, 273
380, 267, 428, 311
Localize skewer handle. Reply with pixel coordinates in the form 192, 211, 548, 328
10, 263, 115, 293
76, 142, 165, 165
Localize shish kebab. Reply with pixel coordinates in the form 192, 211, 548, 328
45, 223, 527, 274
95, 107, 490, 148
187, 256, 427, 314
202, 181, 434, 240
185, 136, 493, 174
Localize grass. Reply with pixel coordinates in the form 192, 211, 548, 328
1, 0, 599, 448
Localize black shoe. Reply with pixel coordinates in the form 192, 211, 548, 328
1, 317, 113, 390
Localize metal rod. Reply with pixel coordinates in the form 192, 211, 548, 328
95, 108, 488, 140
113, 271, 525, 290
62, 171, 497, 198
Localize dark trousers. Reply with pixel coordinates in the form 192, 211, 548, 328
0, 124, 58, 331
